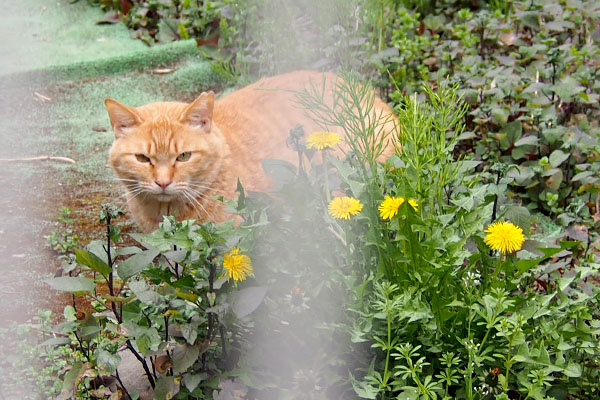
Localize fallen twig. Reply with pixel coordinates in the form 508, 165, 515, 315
0, 156, 76, 164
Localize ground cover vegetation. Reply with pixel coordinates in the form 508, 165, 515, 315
6, 0, 600, 399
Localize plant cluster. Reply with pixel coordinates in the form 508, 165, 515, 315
47, 207, 79, 255
43, 204, 266, 399
297, 75, 600, 399
35, 74, 600, 400
83, 0, 234, 46
368, 0, 600, 221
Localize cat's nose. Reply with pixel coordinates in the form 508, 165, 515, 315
155, 179, 172, 189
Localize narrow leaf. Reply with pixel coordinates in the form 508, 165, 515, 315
46, 277, 95, 293
75, 249, 111, 276
118, 249, 160, 281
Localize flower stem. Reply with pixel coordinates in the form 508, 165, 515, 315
323, 151, 331, 203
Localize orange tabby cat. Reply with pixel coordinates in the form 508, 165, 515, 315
106, 70, 396, 232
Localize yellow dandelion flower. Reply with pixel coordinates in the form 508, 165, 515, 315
379, 196, 405, 220
484, 221, 525, 255
328, 196, 363, 219
378, 196, 419, 220
408, 199, 419, 212
223, 248, 253, 282
306, 131, 342, 150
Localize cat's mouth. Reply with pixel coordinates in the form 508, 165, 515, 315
154, 193, 174, 202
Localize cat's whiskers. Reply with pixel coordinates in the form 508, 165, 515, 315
182, 188, 214, 221
179, 191, 202, 219
124, 187, 148, 206
187, 182, 226, 194
115, 177, 139, 183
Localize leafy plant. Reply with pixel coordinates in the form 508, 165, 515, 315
47, 207, 79, 255
45, 204, 266, 399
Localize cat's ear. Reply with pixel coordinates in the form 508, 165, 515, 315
180, 91, 214, 133
105, 98, 142, 138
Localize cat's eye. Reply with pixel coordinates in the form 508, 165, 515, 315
135, 154, 151, 163
176, 152, 192, 162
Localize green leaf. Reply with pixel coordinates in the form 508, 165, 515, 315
183, 373, 206, 393
87, 240, 112, 263
563, 363, 582, 377
514, 135, 538, 147
46, 277, 95, 293
164, 249, 187, 263
58, 362, 87, 400
549, 150, 570, 168
118, 249, 160, 281
231, 286, 267, 318
330, 157, 365, 198
492, 107, 509, 126
450, 195, 474, 211
81, 325, 101, 340
172, 344, 200, 375
261, 159, 297, 191
552, 76, 585, 101
116, 246, 142, 256
95, 348, 121, 374
545, 170, 563, 190
154, 376, 177, 400
518, 11, 540, 29
503, 205, 531, 232
572, 171, 594, 182
181, 323, 198, 345
75, 249, 111, 276
170, 275, 195, 290
129, 280, 162, 305
134, 326, 162, 356
397, 388, 419, 400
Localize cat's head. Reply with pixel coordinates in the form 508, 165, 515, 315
105, 92, 228, 204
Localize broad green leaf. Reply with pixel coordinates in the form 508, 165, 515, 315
330, 157, 365, 198
118, 249, 160, 281
261, 159, 296, 191
46, 276, 95, 293
163, 249, 187, 263
450, 195, 474, 211
572, 171, 594, 182
129, 280, 162, 305
58, 362, 90, 400
170, 275, 195, 290
116, 246, 143, 256
75, 249, 111, 276
183, 373, 207, 393
492, 107, 509, 126
87, 240, 112, 264
397, 388, 419, 400
81, 325, 102, 340
172, 344, 200, 375
231, 286, 267, 318
154, 376, 177, 400
514, 135, 538, 146
563, 363, 582, 377
545, 170, 563, 190
134, 326, 161, 356
503, 205, 531, 232
95, 348, 121, 374
549, 150, 570, 167
518, 11, 540, 28
552, 76, 585, 101
181, 323, 198, 345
